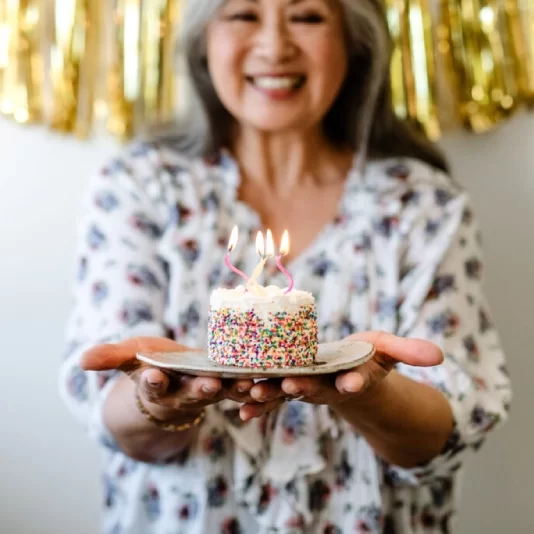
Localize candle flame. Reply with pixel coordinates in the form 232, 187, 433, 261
279, 230, 290, 256
265, 229, 275, 258
255, 231, 265, 257
227, 225, 238, 252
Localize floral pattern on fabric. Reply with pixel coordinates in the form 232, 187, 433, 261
58, 143, 511, 533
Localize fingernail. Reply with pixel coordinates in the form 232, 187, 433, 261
237, 386, 250, 393
147, 381, 162, 390
202, 386, 217, 394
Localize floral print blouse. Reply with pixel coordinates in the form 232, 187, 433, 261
58, 141, 511, 534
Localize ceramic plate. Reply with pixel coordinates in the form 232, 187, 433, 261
136, 339, 375, 379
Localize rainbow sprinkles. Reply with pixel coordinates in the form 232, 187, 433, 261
207, 227, 319, 369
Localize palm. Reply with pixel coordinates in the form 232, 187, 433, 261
80, 336, 261, 416
275, 332, 444, 405
80, 336, 188, 372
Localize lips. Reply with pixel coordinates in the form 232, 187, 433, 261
246, 75, 306, 91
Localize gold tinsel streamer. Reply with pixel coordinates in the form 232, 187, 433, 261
0, 0, 43, 124
438, 0, 521, 132
385, 0, 441, 140
49, 0, 100, 137
507, 0, 534, 104
106, 0, 176, 139
0, 0, 532, 140
526, 0, 534, 104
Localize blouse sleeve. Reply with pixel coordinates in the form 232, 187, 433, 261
386, 179, 512, 485
57, 146, 170, 451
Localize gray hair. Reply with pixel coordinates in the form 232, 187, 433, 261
155, 0, 447, 172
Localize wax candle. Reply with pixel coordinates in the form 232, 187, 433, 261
275, 230, 294, 294
247, 231, 268, 288
224, 225, 248, 282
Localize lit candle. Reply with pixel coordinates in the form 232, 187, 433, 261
224, 225, 248, 282
276, 230, 294, 294
247, 231, 272, 289
265, 229, 275, 258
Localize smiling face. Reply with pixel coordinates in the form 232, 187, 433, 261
206, 0, 348, 135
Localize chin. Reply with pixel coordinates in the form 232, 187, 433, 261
242, 114, 316, 135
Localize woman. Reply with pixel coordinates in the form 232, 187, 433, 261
59, 0, 511, 532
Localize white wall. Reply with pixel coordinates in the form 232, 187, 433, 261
0, 113, 532, 533
439, 114, 534, 534
0, 129, 115, 534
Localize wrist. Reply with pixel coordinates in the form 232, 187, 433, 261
135, 391, 205, 431
143, 401, 197, 424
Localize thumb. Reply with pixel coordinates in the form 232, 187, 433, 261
348, 331, 444, 368
80, 336, 188, 371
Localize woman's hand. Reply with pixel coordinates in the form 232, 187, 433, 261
244, 331, 444, 415
250, 331, 452, 468
80, 336, 284, 423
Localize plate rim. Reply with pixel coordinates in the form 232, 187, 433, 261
136, 339, 375, 378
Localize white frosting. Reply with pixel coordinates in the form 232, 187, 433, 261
210, 284, 315, 317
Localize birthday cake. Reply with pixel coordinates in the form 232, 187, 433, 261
207, 284, 318, 368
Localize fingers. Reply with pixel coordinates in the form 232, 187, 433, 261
249, 379, 285, 402
80, 336, 191, 371
139, 368, 171, 402
240, 399, 283, 422
135, 368, 257, 412
178, 375, 223, 402
80, 343, 133, 371
224, 379, 255, 403
348, 331, 444, 367
280, 376, 325, 398
334, 371, 366, 394
234, 379, 254, 394
137, 369, 223, 407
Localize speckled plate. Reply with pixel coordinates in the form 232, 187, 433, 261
136, 339, 375, 379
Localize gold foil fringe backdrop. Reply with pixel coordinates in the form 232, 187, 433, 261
0, 0, 532, 141
0, 0, 178, 139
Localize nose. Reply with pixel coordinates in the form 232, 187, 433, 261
254, 16, 296, 64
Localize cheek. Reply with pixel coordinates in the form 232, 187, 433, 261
307, 36, 347, 96
206, 28, 244, 108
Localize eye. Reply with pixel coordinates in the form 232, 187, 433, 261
290, 12, 325, 24
226, 11, 258, 22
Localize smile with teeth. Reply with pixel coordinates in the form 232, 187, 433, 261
247, 75, 305, 90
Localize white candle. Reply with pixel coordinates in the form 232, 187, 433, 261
265, 229, 275, 257
247, 231, 267, 288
